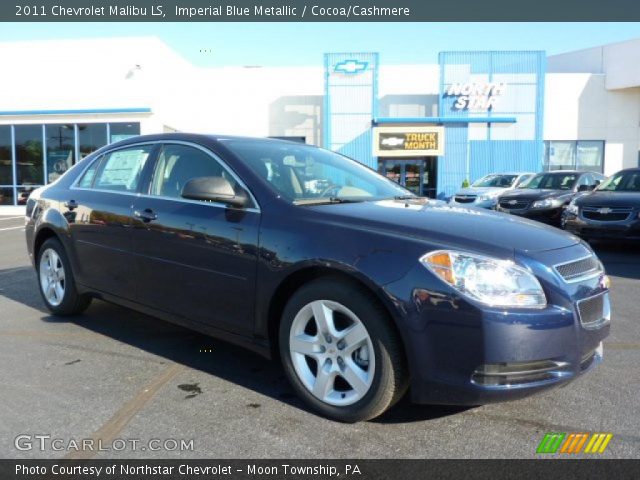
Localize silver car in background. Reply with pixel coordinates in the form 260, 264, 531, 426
449, 172, 535, 209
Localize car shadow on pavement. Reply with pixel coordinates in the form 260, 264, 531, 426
590, 241, 640, 280
375, 400, 473, 424
0, 266, 464, 423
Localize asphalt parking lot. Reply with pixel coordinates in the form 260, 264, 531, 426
0, 214, 639, 459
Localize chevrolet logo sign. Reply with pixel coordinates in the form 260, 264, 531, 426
508, 200, 518, 205
598, 207, 612, 214
334, 59, 368, 74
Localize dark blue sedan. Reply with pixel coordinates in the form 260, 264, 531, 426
25, 134, 610, 422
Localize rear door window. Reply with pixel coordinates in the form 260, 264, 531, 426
93, 146, 153, 192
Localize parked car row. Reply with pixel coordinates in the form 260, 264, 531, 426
451, 168, 640, 241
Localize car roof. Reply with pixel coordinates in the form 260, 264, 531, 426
106, 132, 317, 149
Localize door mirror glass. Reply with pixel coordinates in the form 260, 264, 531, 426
181, 176, 248, 207
577, 184, 592, 192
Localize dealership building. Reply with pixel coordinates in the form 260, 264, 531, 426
1, 36, 640, 210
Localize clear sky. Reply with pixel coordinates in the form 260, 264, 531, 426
1, 22, 639, 66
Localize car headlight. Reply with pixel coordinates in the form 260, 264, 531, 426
420, 250, 547, 308
532, 198, 562, 209
565, 201, 578, 215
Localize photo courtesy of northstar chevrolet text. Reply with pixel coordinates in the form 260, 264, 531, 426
0, 0, 639, 476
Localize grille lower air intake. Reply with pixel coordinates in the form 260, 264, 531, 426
454, 195, 476, 204
577, 292, 609, 330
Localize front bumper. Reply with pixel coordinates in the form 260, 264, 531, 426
563, 214, 640, 240
382, 249, 610, 405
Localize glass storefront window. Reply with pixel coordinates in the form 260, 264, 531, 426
45, 124, 75, 183
0, 187, 14, 205
0, 126, 13, 185
17, 185, 41, 205
109, 122, 141, 143
78, 123, 107, 160
544, 140, 604, 173
15, 125, 44, 185
576, 141, 604, 172
0, 121, 141, 205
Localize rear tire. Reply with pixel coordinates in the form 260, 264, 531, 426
37, 237, 92, 315
279, 277, 408, 422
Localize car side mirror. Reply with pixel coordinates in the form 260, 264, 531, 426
577, 184, 591, 192
181, 176, 248, 208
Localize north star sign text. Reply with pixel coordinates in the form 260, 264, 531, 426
447, 82, 507, 111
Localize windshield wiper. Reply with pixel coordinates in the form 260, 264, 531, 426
294, 197, 366, 206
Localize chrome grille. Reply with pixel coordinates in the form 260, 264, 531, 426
454, 195, 476, 204
577, 293, 607, 329
554, 255, 601, 282
499, 198, 530, 210
582, 206, 633, 222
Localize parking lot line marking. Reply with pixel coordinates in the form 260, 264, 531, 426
0, 226, 24, 232
64, 362, 185, 460
0, 216, 24, 221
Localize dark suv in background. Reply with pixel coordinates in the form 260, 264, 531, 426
563, 168, 640, 241
497, 170, 605, 226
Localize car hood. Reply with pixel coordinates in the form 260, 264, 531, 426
501, 189, 573, 201
454, 186, 507, 196
310, 199, 579, 257
576, 191, 640, 207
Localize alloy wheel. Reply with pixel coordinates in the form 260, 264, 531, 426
289, 300, 375, 406
39, 248, 66, 307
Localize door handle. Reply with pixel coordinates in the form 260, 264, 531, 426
64, 200, 78, 210
133, 209, 158, 222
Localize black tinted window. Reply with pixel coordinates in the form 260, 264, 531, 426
150, 144, 237, 199
520, 173, 577, 190
93, 146, 152, 192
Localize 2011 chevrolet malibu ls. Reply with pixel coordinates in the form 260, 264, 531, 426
25, 134, 611, 422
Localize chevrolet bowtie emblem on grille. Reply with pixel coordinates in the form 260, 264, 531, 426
597, 207, 612, 214
508, 200, 518, 205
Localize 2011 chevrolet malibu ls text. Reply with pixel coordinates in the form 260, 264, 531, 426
25, 134, 611, 422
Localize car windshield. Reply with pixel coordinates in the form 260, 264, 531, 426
519, 173, 578, 190
597, 171, 640, 192
221, 139, 413, 204
472, 174, 518, 188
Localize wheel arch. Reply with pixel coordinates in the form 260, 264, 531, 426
265, 264, 409, 368
33, 227, 60, 263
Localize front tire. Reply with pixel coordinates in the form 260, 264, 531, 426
37, 237, 92, 315
279, 277, 408, 422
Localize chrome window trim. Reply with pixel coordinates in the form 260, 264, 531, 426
553, 253, 603, 284
70, 140, 261, 213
